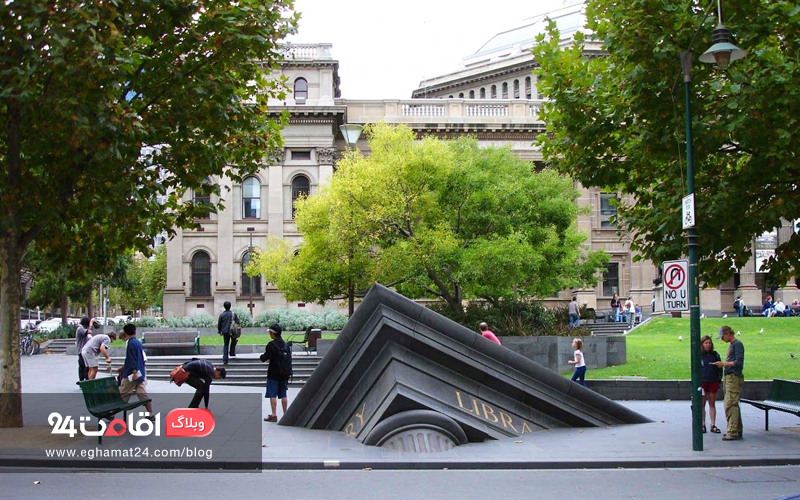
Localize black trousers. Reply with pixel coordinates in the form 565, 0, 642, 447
223, 333, 238, 362
185, 375, 209, 409
77, 354, 88, 381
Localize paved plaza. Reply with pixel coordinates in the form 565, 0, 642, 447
2, 354, 799, 471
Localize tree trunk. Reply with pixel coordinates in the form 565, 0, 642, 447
0, 236, 24, 427
60, 294, 68, 326
87, 290, 93, 319
348, 280, 355, 317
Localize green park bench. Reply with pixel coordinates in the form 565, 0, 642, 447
78, 377, 152, 444
141, 330, 200, 354
741, 379, 800, 431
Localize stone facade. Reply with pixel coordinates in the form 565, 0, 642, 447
164, 11, 787, 318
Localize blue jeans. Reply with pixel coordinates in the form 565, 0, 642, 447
571, 365, 587, 387
613, 307, 620, 322
569, 313, 580, 328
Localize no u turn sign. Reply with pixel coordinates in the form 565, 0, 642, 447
663, 260, 689, 312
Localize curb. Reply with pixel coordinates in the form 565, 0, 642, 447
2, 456, 799, 471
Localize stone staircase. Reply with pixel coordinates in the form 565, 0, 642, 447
44, 338, 75, 354
106, 354, 322, 387
585, 317, 650, 336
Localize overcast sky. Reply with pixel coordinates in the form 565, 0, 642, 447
289, 0, 570, 99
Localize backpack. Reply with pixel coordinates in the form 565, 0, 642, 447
230, 314, 241, 339
272, 341, 293, 381
733, 298, 741, 309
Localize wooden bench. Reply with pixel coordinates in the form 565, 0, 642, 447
741, 379, 800, 430
141, 330, 200, 354
78, 377, 152, 444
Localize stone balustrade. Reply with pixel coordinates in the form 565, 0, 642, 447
281, 43, 333, 60
343, 98, 546, 125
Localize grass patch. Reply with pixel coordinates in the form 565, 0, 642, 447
583, 317, 800, 380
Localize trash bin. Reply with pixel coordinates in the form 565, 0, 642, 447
309, 328, 322, 352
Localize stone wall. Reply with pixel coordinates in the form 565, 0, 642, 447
499, 335, 626, 374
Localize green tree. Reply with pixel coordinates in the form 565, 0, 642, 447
254, 123, 608, 316
532, 0, 800, 285
0, 0, 297, 427
112, 246, 167, 313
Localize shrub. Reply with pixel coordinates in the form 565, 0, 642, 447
48, 324, 77, 340
255, 308, 348, 331
231, 306, 255, 328
315, 309, 348, 330
131, 316, 162, 328
163, 313, 215, 328
429, 299, 585, 337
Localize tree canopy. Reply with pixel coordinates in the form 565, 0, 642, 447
532, 0, 800, 285
252, 123, 608, 316
0, 0, 297, 426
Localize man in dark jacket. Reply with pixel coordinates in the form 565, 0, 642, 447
117, 324, 155, 420
217, 301, 239, 365
183, 359, 227, 409
260, 324, 290, 422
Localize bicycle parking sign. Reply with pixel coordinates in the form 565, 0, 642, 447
663, 260, 689, 312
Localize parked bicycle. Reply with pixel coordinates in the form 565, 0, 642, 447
19, 331, 40, 356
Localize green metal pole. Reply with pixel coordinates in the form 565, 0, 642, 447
681, 51, 703, 452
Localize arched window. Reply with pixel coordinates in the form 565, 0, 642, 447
294, 77, 308, 104
242, 176, 260, 219
448, 95, 454, 98
193, 178, 212, 218
469, 90, 475, 99
458, 92, 464, 98
291, 175, 310, 219
513, 80, 520, 98
502, 82, 508, 99
191, 252, 211, 297
241, 251, 261, 296
480, 88, 486, 99
490, 85, 497, 99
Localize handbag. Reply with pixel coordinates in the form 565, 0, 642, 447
170, 365, 190, 386
230, 315, 242, 339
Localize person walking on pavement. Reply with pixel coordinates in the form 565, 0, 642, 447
478, 322, 501, 345
713, 325, 745, 441
260, 324, 292, 422
568, 338, 587, 387
117, 324, 155, 421
75, 317, 92, 383
568, 296, 581, 329
217, 301, 239, 365
183, 358, 227, 409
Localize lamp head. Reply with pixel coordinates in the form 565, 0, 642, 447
339, 124, 363, 149
699, 24, 746, 70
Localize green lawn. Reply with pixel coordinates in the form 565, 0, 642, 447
585, 317, 800, 380
110, 332, 338, 347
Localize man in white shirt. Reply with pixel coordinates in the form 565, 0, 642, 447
81, 333, 117, 379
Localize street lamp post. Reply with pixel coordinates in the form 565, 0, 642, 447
680, 0, 746, 452
338, 124, 363, 316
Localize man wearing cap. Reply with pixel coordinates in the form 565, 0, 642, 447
260, 324, 291, 422
712, 325, 745, 441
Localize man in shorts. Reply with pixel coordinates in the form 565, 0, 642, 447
260, 324, 290, 422
81, 332, 117, 379
117, 324, 155, 421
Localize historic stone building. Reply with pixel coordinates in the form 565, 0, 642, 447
164, 4, 795, 318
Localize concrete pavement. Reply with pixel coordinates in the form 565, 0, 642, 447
3, 354, 799, 470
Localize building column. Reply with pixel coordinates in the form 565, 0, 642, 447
317, 148, 336, 185
736, 240, 762, 309
775, 219, 800, 304
699, 284, 722, 317
163, 228, 186, 317
214, 176, 236, 315
268, 164, 284, 239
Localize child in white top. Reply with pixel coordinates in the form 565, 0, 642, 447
568, 338, 587, 387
